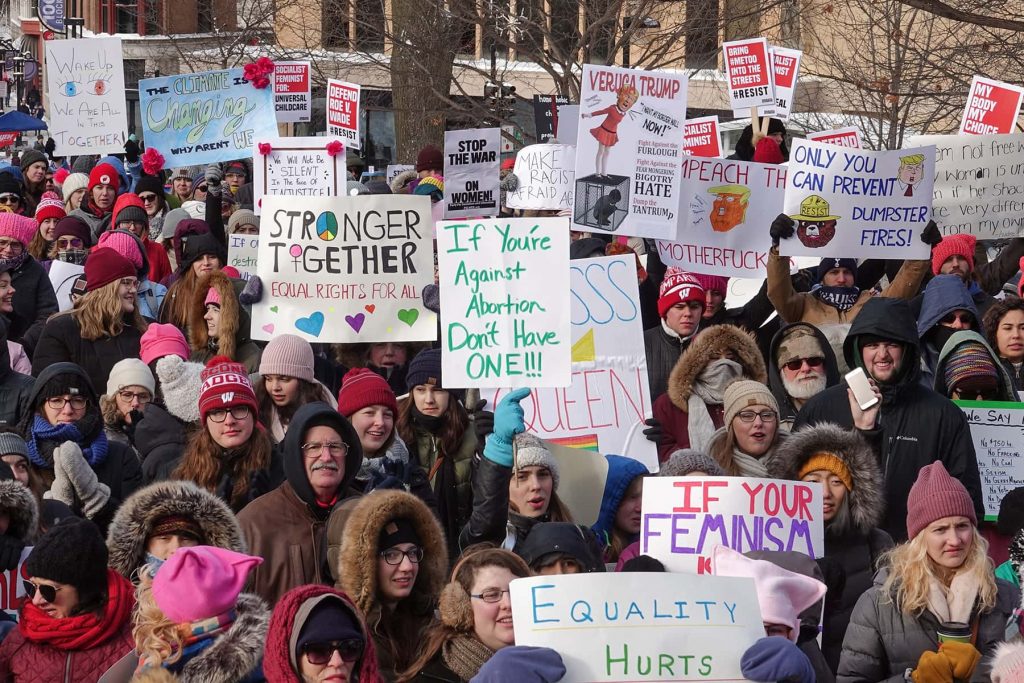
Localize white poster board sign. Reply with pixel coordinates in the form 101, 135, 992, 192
437, 217, 571, 388
722, 38, 774, 110
251, 195, 436, 343
228, 234, 259, 280
682, 116, 722, 158
326, 79, 361, 149
251, 136, 344, 214
444, 127, 501, 219
505, 143, 575, 211
957, 400, 1024, 521
49, 261, 85, 312
641, 477, 824, 574
273, 60, 312, 123
511, 573, 765, 682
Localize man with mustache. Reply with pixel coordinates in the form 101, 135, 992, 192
767, 322, 839, 431
239, 401, 363, 604
925, 232, 1024, 317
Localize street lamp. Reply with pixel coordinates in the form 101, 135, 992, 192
622, 16, 660, 68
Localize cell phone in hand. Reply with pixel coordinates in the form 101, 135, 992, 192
845, 367, 879, 411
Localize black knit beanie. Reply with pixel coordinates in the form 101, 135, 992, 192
25, 518, 108, 597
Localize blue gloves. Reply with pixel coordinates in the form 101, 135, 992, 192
741, 637, 815, 683
483, 387, 530, 467
470, 646, 565, 683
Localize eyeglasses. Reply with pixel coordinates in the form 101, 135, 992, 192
471, 588, 511, 603
940, 311, 973, 326
736, 410, 778, 423
302, 441, 349, 458
55, 237, 84, 249
207, 406, 252, 422
117, 390, 152, 404
119, 277, 139, 290
302, 639, 364, 665
0, 238, 23, 254
138, 193, 159, 203
23, 580, 63, 603
0, 194, 20, 205
46, 395, 88, 411
118, 220, 146, 231
782, 357, 825, 372
380, 546, 424, 565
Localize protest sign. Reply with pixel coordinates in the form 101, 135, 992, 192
273, 60, 311, 123
444, 128, 501, 219
547, 440, 609, 525
807, 127, 862, 148
641, 476, 824, 574
722, 38, 774, 110
511, 573, 765, 682
140, 68, 277, 167
682, 116, 722, 158
573, 64, 687, 239
45, 37, 128, 155
251, 136, 344, 214
437, 217, 570, 388
0, 547, 30, 619
656, 158, 785, 277
910, 133, 1024, 239
0, 133, 17, 149
957, 401, 1024, 520
251, 195, 436, 343
49, 261, 85, 312
228, 233, 259, 280
505, 143, 575, 211
779, 138, 934, 259
764, 47, 801, 119
386, 164, 414, 186
479, 255, 657, 470
326, 79, 361, 149
960, 76, 1024, 136
533, 95, 571, 142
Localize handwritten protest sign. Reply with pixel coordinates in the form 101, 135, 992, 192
274, 60, 311, 123
682, 116, 722, 158
505, 144, 575, 211
573, 64, 687, 239
722, 38, 774, 110
807, 127, 862, 148
326, 79, 361, 149
960, 76, 1024, 136
45, 37, 128, 155
779, 138, 934, 259
437, 217, 570, 388
641, 477, 824, 574
251, 195, 436, 343
957, 401, 1024, 520
511, 573, 765, 682
444, 128, 501, 219
909, 133, 1024, 239
657, 158, 784, 277
49, 261, 85, 311
479, 255, 657, 470
140, 68, 276, 167
252, 137, 343, 214
228, 234, 259, 280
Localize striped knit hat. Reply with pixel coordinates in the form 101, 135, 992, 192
942, 341, 999, 395
35, 191, 66, 223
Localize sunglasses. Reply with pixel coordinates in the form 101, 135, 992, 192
940, 311, 973, 326
23, 580, 63, 603
302, 639, 364, 665
782, 357, 825, 372
0, 194, 19, 205
138, 193, 159, 203
196, 185, 208, 193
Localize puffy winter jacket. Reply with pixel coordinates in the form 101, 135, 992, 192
0, 621, 133, 683
7, 255, 57, 344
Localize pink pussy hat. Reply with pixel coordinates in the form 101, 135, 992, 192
152, 545, 263, 623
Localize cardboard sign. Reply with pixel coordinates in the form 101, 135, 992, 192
960, 76, 1024, 136
505, 143, 575, 211
779, 138, 934, 259
641, 477, 825, 574
444, 128, 501, 219
45, 37, 128, 155
49, 260, 85, 311
228, 233, 259, 280
573, 64, 688, 239
910, 133, 1024, 239
274, 60, 311, 123
722, 38, 774, 110
957, 401, 1024, 520
657, 158, 785, 277
140, 68, 277, 167
533, 95, 572, 142
511, 573, 765, 682
326, 79, 361, 149
807, 127, 863, 148
682, 116, 722, 158
251, 195, 436, 343
437, 217, 571, 388
478, 255, 657, 470
252, 136, 344, 214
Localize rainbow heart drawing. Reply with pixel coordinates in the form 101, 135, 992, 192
397, 308, 419, 327
345, 313, 366, 333
295, 312, 325, 337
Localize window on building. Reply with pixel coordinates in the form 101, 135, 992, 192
356, 0, 385, 52
323, 0, 352, 49
115, 0, 138, 32
123, 59, 146, 88
684, 0, 718, 68
583, 0, 617, 64
197, 0, 213, 32
549, 0, 578, 54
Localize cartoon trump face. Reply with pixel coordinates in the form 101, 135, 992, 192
790, 195, 840, 249
707, 184, 751, 233
615, 84, 639, 110
897, 153, 925, 197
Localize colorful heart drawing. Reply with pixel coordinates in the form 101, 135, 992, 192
345, 313, 366, 333
364, 304, 376, 314
397, 308, 419, 327
295, 312, 325, 337
270, 306, 279, 313
262, 323, 275, 334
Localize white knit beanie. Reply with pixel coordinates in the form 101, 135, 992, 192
60, 173, 89, 201
513, 432, 559, 489
992, 642, 1024, 683
106, 358, 155, 397
155, 355, 204, 424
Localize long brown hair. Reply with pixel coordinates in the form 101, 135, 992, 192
172, 417, 272, 509
67, 278, 147, 341
28, 229, 48, 260
395, 393, 470, 459
254, 377, 327, 435
160, 267, 203, 331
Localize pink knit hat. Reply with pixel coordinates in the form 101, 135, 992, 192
96, 229, 144, 270
152, 546, 262, 623
712, 545, 826, 642
931, 233, 976, 276
259, 333, 315, 383
204, 286, 221, 307
906, 461, 977, 538
693, 273, 729, 296
139, 322, 190, 365
0, 213, 38, 247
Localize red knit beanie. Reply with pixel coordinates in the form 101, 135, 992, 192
752, 137, 784, 165
657, 269, 705, 318
337, 368, 398, 418
88, 163, 120, 193
693, 273, 730, 295
198, 356, 259, 423
906, 461, 977, 538
931, 233, 976, 276
35, 191, 66, 223
84, 247, 135, 292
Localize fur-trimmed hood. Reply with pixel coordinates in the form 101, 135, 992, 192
667, 324, 767, 411
188, 270, 251, 359
171, 592, 269, 682
767, 423, 885, 535
390, 169, 419, 194
336, 489, 447, 618
106, 480, 247, 579
0, 479, 38, 543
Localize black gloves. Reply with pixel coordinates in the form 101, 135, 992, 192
770, 214, 795, 247
642, 417, 666, 446
920, 219, 942, 247
471, 399, 495, 443
0, 536, 23, 572
366, 460, 409, 493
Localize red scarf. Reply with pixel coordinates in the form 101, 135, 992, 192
20, 569, 135, 650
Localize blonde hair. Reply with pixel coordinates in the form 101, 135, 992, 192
880, 526, 997, 616
132, 571, 185, 667
71, 278, 147, 341
900, 154, 925, 165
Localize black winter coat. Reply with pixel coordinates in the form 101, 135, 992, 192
643, 324, 693, 403
31, 312, 144, 397
767, 321, 840, 428
458, 455, 543, 555
0, 323, 32, 428
8, 256, 57, 344
132, 404, 188, 484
